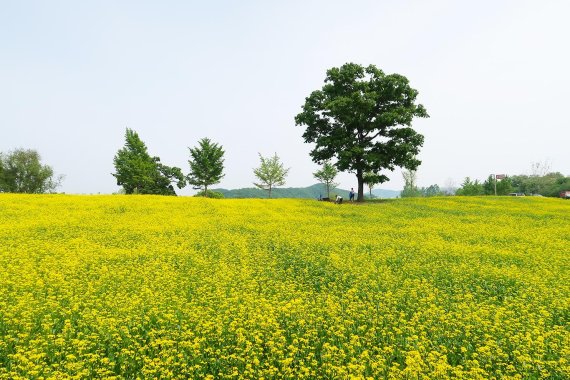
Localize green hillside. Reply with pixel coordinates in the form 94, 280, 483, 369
212, 184, 400, 199
212, 184, 350, 199
371, 188, 400, 198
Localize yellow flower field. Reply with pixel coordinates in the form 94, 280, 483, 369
0, 194, 568, 379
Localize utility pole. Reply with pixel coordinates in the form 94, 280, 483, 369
494, 174, 505, 196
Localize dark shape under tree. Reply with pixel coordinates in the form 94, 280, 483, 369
112, 128, 185, 195
295, 63, 429, 202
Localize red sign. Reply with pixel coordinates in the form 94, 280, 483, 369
495, 174, 506, 179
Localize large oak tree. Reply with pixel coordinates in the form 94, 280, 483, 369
295, 63, 428, 201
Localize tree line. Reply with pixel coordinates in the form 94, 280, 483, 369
4, 62, 567, 199
452, 173, 570, 197
112, 63, 429, 200
1, 63, 429, 199
111, 128, 289, 198
400, 165, 570, 198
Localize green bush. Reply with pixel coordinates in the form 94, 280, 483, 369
194, 190, 224, 198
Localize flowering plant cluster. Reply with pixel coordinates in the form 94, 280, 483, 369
0, 195, 568, 379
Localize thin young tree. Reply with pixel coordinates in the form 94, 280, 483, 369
253, 153, 289, 198
313, 161, 339, 199
401, 169, 422, 197
363, 171, 381, 198
187, 138, 225, 196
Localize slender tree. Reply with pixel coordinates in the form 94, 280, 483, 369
187, 138, 225, 196
0, 148, 63, 193
313, 161, 339, 199
363, 171, 381, 198
295, 63, 428, 201
483, 175, 513, 195
401, 169, 421, 198
112, 128, 185, 195
253, 153, 289, 198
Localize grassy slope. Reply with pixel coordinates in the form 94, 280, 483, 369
0, 195, 568, 379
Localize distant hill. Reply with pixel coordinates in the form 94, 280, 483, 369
211, 184, 400, 199
371, 188, 400, 198
211, 184, 347, 199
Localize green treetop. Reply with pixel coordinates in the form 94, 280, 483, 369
0, 148, 63, 193
112, 128, 185, 195
313, 161, 339, 199
253, 153, 289, 198
295, 63, 428, 202
187, 138, 225, 196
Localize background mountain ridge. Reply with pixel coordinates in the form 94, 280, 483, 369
211, 183, 400, 199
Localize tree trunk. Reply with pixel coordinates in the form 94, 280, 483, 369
268, 186, 272, 198
204, 184, 208, 196
357, 171, 364, 202
326, 183, 330, 198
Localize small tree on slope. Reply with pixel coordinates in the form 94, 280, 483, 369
253, 153, 289, 198
187, 138, 225, 196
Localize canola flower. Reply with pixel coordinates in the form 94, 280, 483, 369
0, 194, 568, 379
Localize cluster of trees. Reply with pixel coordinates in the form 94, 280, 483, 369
113, 129, 223, 196
0, 148, 62, 193
453, 162, 569, 197
2, 63, 429, 200
112, 129, 290, 198
5, 62, 567, 201
398, 159, 569, 199
400, 171, 569, 199
454, 173, 569, 197
4, 63, 462, 201
453, 176, 514, 196
510, 173, 570, 197
400, 170, 446, 198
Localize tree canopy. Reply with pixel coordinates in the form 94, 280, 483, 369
455, 177, 484, 196
295, 63, 428, 201
112, 129, 185, 195
0, 148, 63, 193
253, 153, 289, 198
187, 138, 225, 196
483, 175, 513, 196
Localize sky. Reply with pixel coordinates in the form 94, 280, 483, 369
1, 0, 569, 195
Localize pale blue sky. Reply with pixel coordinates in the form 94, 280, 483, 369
1, 1, 568, 194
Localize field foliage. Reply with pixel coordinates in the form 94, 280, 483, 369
0, 195, 568, 379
